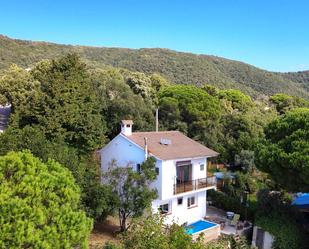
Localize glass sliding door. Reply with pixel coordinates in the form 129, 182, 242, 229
176, 164, 191, 184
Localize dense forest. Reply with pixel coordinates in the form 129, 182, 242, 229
0, 52, 308, 248
1, 35, 308, 99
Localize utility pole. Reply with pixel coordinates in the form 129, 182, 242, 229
155, 108, 159, 132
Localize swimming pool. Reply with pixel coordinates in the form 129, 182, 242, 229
185, 220, 218, 235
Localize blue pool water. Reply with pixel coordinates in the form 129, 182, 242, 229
185, 220, 217, 235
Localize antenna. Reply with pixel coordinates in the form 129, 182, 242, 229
156, 108, 159, 132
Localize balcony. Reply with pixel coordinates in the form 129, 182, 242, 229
173, 176, 216, 195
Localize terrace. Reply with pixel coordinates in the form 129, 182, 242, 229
205, 206, 252, 236
173, 176, 216, 195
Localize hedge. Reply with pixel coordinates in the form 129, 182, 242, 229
208, 190, 255, 221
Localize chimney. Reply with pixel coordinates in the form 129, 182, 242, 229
121, 120, 133, 136
144, 137, 148, 160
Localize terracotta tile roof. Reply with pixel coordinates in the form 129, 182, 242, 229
125, 131, 219, 160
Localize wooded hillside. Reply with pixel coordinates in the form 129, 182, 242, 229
0, 35, 308, 98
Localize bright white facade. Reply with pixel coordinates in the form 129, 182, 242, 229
100, 121, 217, 225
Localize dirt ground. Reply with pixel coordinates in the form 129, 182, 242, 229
89, 216, 121, 249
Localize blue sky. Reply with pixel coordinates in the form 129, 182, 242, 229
1, 0, 309, 72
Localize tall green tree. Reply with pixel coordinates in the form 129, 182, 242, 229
105, 157, 158, 232
2, 54, 106, 152
159, 85, 222, 148
255, 108, 309, 192
218, 89, 253, 112
0, 126, 115, 222
91, 68, 155, 138
218, 89, 275, 163
0, 151, 92, 249
270, 93, 309, 114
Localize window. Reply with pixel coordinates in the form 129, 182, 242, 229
187, 196, 196, 208
136, 164, 141, 172
155, 167, 159, 175
126, 124, 131, 127
159, 203, 169, 214
177, 197, 183, 205
200, 164, 205, 171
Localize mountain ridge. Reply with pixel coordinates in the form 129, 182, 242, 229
0, 34, 308, 98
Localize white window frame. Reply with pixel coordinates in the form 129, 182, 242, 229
159, 202, 171, 215
187, 195, 197, 208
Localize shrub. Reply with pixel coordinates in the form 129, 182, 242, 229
255, 189, 309, 249
208, 190, 255, 221
256, 214, 308, 249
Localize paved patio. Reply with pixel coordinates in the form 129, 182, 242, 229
205, 206, 252, 236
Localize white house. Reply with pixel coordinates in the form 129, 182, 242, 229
100, 120, 218, 225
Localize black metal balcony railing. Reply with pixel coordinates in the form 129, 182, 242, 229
173, 176, 216, 195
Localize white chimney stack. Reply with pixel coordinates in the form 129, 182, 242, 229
121, 120, 133, 136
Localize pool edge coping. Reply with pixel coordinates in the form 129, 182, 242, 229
185, 219, 220, 235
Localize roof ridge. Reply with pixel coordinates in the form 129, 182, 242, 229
132, 130, 180, 134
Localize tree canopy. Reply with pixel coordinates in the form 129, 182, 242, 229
269, 93, 309, 114
159, 85, 222, 148
1, 54, 107, 153
105, 157, 158, 232
255, 108, 309, 192
0, 151, 92, 249
1, 35, 308, 98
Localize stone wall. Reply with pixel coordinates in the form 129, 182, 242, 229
192, 224, 220, 243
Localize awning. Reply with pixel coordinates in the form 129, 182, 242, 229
292, 193, 309, 209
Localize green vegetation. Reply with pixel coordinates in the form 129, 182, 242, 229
103, 215, 249, 249
0, 35, 308, 98
256, 108, 309, 192
0, 52, 308, 248
269, 93, 309, 114
255, 189, 309, 249
158, 85, 221, 146
0, 151, 92, 249
208, 190, 255, 221
105, 158, 158, 232
159, 85, 277, 164
256, 215, 306, 249
0, 55, 106, 152
91, 68, 156, 138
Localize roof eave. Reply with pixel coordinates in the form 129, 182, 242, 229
160, 153, 219, 161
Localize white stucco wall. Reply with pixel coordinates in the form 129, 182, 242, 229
100, 134, 214, 225
100, 134, 163, 199
100, 134, 145, 170
161, 157, 208, 200
152, 190, 207, 225
252, 226, 274, 249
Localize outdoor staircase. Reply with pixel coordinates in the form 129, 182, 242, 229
231, 234, 249, 249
